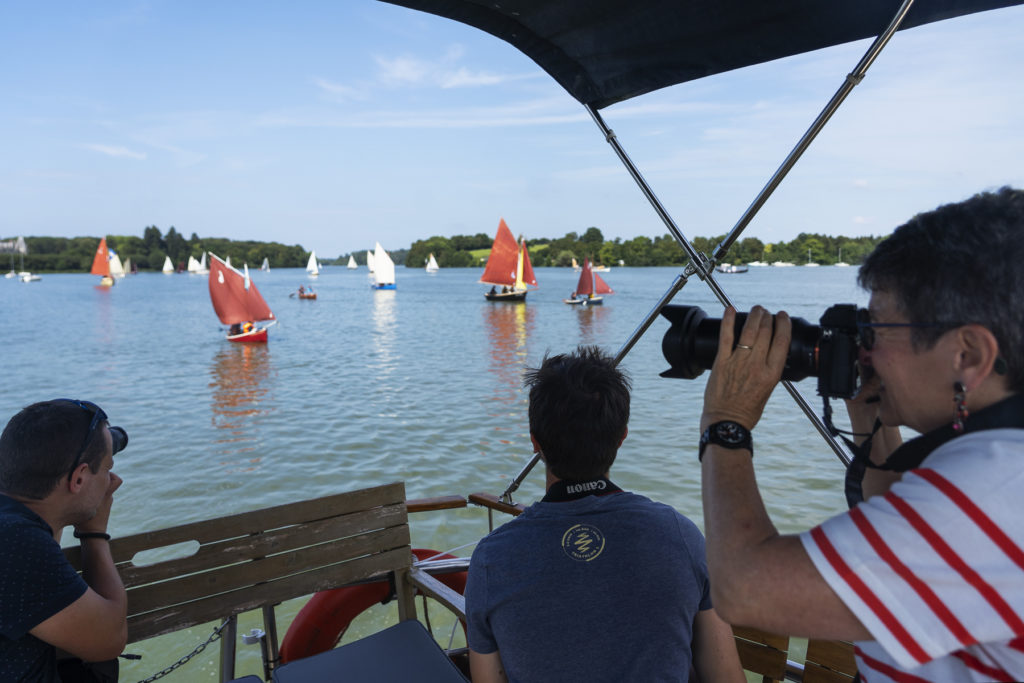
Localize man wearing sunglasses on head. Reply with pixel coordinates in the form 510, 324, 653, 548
0, 399, 129, 682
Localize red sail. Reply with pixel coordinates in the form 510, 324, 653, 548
208, 254, 275, 325
576, 259, 613, 296
90, 237, 110, 276
479, 218, 519, 286
520, 238, 538, 287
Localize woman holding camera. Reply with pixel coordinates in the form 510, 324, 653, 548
697, 187, 1024, 682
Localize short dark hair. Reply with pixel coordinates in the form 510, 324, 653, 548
0, 400, 109, 499
524, 346, 631, 480
859, 186, 1024, 392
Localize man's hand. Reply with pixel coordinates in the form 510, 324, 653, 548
75, 472, 122, 535
701, 306, 791, 431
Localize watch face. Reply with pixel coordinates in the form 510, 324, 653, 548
715, 421, 746, 445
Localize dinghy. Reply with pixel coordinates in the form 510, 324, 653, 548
372, 242, 396, 289
90, 237, 115, 287
481, 218, 537, 302
564, 258, 613, 305
208, 254, 276, 342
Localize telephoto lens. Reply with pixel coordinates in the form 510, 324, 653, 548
659, 304, 861, 399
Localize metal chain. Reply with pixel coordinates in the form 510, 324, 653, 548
134, 620, 231, 683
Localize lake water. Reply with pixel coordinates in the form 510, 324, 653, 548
1, 264, 868, 679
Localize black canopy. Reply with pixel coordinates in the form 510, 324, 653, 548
381, 0, 1022, 109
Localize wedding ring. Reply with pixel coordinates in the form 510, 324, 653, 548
735, 344, 753, 350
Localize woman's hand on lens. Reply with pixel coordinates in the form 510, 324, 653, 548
701, 306, 791, 431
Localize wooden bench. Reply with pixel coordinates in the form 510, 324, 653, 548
65, 482, 468, 682
732, 626, 857, 682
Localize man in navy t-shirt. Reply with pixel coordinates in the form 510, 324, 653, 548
0, 400, 129, 682
466, 347, 744, 682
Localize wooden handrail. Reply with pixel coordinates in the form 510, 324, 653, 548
468, 492, 526, 517
406, 495, 467, 513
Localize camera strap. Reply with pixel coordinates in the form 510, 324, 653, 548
542, 477, 623, 503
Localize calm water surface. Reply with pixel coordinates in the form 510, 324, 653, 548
1, 265, 868, 679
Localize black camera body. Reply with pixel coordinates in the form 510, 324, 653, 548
660, 304, 861, 399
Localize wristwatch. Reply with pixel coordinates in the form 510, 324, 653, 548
699, 421, 753, 461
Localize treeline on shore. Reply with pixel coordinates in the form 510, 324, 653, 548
4, 226, 310, 273
5, 225, 885, 273
403, 227, 886, 268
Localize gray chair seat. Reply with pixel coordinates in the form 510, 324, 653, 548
272, 620, 468, 683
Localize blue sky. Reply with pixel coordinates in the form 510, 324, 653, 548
3, 2, 1023, 258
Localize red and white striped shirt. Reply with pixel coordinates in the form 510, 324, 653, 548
801, 429, 1024, 682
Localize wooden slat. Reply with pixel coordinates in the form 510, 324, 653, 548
126, 525, 410, 614
803, 639, 857, 682
127, 547, 411, 642
118, 505, 407, 587
733, 626, 789, 682
468, 492, 526, 517
408, 566, 466, 619
406, 495, 467, 513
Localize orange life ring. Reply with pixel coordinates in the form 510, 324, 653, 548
278, 548, 468, 664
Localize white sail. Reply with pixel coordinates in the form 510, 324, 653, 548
108, 250, 126, 278
347, 255, 358, 269
426, 253, 439, 273
123, 257, 133, 274
187, 255, 201, 273
373, 242, 395, 287
366, 250, 375, 273
199, 252, 208, 273
306, 251, 319, 276
162, 255, 174, 274
261, 257, 270, 272
225, 255, 232, 268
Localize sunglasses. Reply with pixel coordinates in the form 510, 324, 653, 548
855, 309, 961, 351
54, 399, 127, 480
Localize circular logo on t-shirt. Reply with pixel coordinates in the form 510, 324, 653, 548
561, 523, 605, 562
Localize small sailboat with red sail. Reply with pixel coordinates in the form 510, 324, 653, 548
564, 258, 613, 306
208, 253, 277, 343
481, 218, 537, 302
90, 237, 115, 287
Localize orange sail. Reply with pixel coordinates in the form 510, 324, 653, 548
208, 254, 275, 325
575, 259, 614, 296
520, 238, 538, 288
90, 237, 111, 276
479, 218, 519, 286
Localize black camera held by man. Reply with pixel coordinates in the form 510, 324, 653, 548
659, 304, 861, 399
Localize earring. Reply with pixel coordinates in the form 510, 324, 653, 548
953, 381, 969, 433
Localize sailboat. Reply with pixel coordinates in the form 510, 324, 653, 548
835, 246, 850, 267
123, 257, 134, 275
306, 251, 319, 278
571, 257, 580, 272
425, 253, 439, 273
208, 254, 276, 343
347, 254, 358, 269
804, 247, 820, 267
90, 237, 115, 286
366, 250, 375, 273
371, 242, 396, 290
198, 252, 208, 274
261, 257, 270, 272
481, 218, 538, 302
564, 258, 613, 305
109, 249, 126, 279
162, 255, 174, 274
187, 255, 202, 274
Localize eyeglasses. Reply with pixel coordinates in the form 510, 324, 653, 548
855, 309, 961, 351
54, 399, 107, 481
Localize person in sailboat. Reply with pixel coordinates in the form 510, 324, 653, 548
489, 286, 497, 296
697, 187, 1024, 682
0, 400, 129, 682
465, 346, 744, 683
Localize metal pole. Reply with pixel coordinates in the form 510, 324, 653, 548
712, 0, 916, 260
219, 615, 237, 682
499, 0, 914, 497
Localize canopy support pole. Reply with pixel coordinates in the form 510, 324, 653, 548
499, 1, 920, 501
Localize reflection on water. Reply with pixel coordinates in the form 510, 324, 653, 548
208, 343, 274, 472
483, 303, 535, 408
574, 304, 611, 345
371, 289, 398, 375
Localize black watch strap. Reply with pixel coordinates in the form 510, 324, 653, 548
699, 421, 753, 461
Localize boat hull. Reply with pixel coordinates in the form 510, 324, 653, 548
564, 296, 603, 305
485, 290, 526, 302
227, 327, 269, 343
372, 283, 396, 290
298, 293, 317, 300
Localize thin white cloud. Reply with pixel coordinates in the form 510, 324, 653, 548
373, 46, 538, 90
81, 143, 146, 160
312, 77, 367, 102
